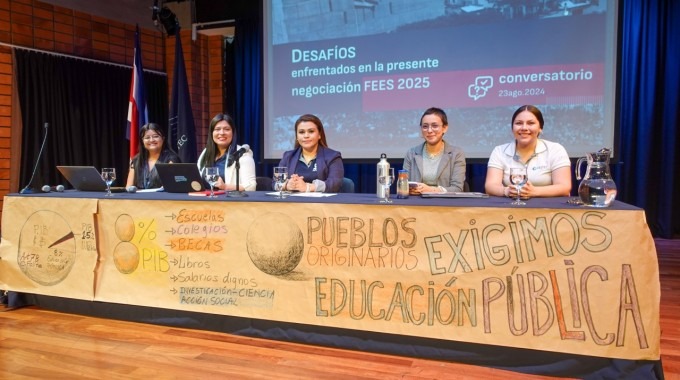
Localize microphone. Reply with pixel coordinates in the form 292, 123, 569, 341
41, 185, 65, 193
227, 144, 249, 198
20, 122, 49, 194
126, 186, 138, 193
234, 144, 250, 157
226, 145, 250, 168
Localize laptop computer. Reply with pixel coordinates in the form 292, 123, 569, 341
156, 163, 205, 193
57, 166, 108, 191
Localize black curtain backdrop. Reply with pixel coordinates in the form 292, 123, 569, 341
14, 49, 167, 191
223, 37, 236, 121
234, 14, 262, 158
235, 1, 679, 238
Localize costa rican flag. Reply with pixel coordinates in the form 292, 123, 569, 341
126, 25, 148, 159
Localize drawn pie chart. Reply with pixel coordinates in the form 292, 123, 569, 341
18, 210, 77, 286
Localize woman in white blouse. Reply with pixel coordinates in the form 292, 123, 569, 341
485, 105, 571, 198
197, 113, 256, 191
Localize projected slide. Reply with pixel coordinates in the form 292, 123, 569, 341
263, 0, 617, 160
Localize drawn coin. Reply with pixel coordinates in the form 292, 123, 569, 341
246, 213, 304, 275
113, 241, 139, 274
115, 214, 135, 242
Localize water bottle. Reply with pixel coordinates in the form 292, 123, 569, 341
376, 153, 390, 199
396, 170, 409, 199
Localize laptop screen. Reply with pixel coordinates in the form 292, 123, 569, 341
155, 163, 205, 193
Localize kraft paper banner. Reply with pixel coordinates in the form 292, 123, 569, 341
0, 196, 660, 360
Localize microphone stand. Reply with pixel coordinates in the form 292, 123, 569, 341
227, 150, 248, 198
20, 123, 49, 194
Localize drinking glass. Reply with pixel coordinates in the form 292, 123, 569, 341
509, 167, 527, 205
101, 168, 116, 196
273, 166, 288, 199
379, 168, 395, 203
204, 167, 220, 198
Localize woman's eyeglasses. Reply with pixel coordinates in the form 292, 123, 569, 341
421, 124, 441, 131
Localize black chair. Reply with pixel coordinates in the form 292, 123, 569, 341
256, 176, 272, 191
340, 177, 355, 193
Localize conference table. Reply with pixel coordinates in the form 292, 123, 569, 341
0, 190, 662, 378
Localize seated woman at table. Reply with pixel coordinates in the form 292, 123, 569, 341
485, 105, 571, 198
279, 114, 344, 193
197, 113, 257, 191
403, 107, 466, 194
126, 123, 181, 189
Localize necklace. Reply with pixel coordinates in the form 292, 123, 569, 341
425, 145, 443, 159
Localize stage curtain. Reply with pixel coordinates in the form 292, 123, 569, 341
223, 36, 236, 123
233, 11, 263, 168
617, 0, 680, 237
13, 49, 167, 191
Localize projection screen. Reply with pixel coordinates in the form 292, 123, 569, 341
263, 0, 619, 160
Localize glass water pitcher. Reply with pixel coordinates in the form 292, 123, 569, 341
575, 148, 617, 207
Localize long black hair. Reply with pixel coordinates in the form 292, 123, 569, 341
131, 123, 173, 185
199, 113, 239, 169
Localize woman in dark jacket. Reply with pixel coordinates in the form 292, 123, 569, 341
279, 114, 344, 193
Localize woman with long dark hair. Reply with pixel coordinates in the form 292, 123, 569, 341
126, 123, 180, 189
197, 113, 256, 191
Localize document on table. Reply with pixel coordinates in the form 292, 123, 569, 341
266, 192, 337, 197
137, 187, 163, 193
420, 191, 489, 198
